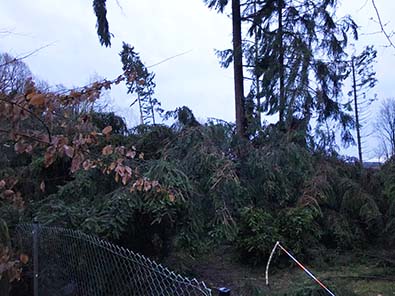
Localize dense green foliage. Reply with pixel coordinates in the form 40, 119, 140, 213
1, 1, 391, 294
209, 0, 358, 141
1, 107, 394, 264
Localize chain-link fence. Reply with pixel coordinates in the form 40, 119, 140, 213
15, 224, 212, 296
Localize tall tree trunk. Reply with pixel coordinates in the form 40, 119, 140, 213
254, 0, 261, 126
149, 97, 156, 124
232, 0, 247, 137
138, 94, 144, 125
278, 0, 285, 127
352, 57, 363, 163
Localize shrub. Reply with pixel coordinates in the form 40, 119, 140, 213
237, 208, 279, 264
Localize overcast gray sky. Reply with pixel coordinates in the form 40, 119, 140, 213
1, 0, 395, 160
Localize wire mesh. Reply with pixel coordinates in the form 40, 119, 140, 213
15, 224, 212, 296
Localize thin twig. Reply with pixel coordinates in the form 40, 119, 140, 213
360, 30, 383, 36
0, 127, 50, 145
0, 43, 55, 68
357, 0, 369, 12
0, 97, 52, 143
147, 50, 193, 68
115, 0, 126, 16
371, 0, 395, 50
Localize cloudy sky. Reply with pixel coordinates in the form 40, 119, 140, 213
1, 0, 395, 160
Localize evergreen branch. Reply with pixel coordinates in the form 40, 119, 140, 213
93, 0, 112, 47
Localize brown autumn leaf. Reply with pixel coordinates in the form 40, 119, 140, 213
19, 254, 29, 264
40, 181, 45, 193
82, 160, 92, 171
44, 150, 56, 168
102, 145, 113, 156
115, 165, 125, 177
132, 178, 144, 191
143, 181, 152, 192
69, 90, 81, 99
71, 155, 82, 173
63, 145, 74, 158
108, 161, 117, 171
29, 94, 45, 106
125, 166, 132, 175
0, 180, 6, 189
121, 175, 129, 185
25, 145, 33, 153
102, 125, 113, 135
3, 190, 14, 198
14, 142, 26, 154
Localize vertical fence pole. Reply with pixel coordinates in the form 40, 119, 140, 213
33, 218, 39, 296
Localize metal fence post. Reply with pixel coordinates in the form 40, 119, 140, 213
33, 218, 39, 296
218, 287, 231, 295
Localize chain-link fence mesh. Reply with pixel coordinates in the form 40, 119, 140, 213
15, 224, 212, 296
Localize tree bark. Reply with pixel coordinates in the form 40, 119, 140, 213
232, 0, 247, 137
138, 94, 144, 125
278, 0, 285, 127
352, 57, 363, 163
254, 0, 261, 126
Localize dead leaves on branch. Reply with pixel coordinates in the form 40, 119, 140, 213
14, 141, 33, 154
28, 93, 46, 106
102, 144, 114, 156
0, 245, 28, 283
0, 72, 173, 201
130, 178, 174, 202
0, 75, 125, 148
102, 125, 112, 135
0, 178, 24, 209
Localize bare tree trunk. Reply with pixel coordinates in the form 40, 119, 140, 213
149, 98, 156, 124
352, 57, 363, 163
278, 0, 285, 127
254, 0, 261, 126
138, 94, 144, 125
232, 0, 247, 137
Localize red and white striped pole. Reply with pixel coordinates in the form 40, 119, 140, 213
265, 241, 336, 296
